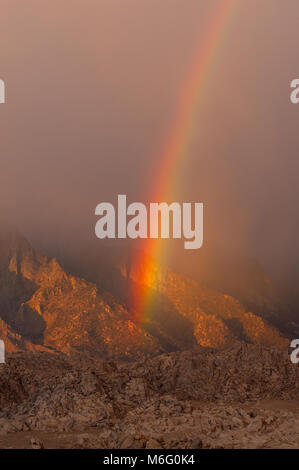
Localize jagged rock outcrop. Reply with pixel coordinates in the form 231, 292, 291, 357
0, 230, 161, 358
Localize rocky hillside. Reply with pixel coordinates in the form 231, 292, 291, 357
122, 258, 288, 349
0, 344, 298, 449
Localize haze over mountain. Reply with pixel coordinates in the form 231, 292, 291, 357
1, 0, 299, 289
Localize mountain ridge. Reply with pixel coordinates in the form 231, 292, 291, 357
0, 230, 289, 357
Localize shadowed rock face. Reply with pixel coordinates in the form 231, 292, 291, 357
0, 229, 289, 357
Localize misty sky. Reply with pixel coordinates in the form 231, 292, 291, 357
0, 0, 299, 282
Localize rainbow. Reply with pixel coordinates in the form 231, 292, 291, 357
129, 0, 238, 323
